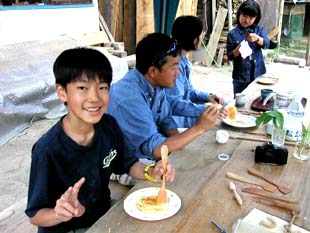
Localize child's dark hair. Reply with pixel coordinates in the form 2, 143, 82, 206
236, 0, 261, 27
135, 33, 181, 75
53, 47, 113, 87
171, 15, 203, 51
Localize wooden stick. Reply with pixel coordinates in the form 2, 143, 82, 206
230, 135, 295, 146
238, 109, 262, 116
242, 187, 299, 204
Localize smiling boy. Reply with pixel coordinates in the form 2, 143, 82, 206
25, 47, 174, 233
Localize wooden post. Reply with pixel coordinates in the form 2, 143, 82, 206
203, 7, 228, 67
306, 31, 310, 66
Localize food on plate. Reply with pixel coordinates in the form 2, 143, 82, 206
226, 105, 237, 120
136, 195, 168, 213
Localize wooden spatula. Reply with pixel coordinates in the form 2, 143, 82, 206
229, 181, 243, 205
248, 167, 292, 194
242, 187, 299, 204
157, 145, 168, 203
226, 172, 277, 193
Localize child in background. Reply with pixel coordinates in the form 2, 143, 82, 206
227, 0, 270, 96
25, 47, 174, 233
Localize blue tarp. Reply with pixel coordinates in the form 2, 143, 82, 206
153, 0, 180, 35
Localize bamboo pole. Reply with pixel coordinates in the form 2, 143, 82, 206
212, 0, 216, 26
277, 0, 285, 48
306, 30, 310, 66
228, 0, 233, 30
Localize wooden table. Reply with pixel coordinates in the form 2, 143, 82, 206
86, 70, 310, 233
86, 125, 310, 233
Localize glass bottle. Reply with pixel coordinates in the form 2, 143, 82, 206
285, 95, 304, 141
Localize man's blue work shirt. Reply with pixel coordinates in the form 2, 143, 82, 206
165, 55, 209, 127
107, 68, 178, 160
227, 25, 270, 82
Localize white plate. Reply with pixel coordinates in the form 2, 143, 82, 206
222, 114, 256, 128
256, 77, 276, 85
123, 187, 181, 221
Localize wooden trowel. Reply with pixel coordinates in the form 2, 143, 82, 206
226, 172, 277, 193
248, 167, 293, 194
242, 187, 299, 204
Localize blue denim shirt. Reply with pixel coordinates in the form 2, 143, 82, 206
107, 69, 178, 160
227, 25, 269, 83
165, 55, 209, 127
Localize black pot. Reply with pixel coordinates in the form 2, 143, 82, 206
269, 40, 278, 49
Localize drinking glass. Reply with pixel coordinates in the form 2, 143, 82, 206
271, 127, 286, 147
293, 139, 310, 161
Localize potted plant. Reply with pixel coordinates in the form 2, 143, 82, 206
293, 122, 310, 161
256, 110, 286, 147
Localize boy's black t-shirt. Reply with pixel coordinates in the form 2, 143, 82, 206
25, 114, 137, 233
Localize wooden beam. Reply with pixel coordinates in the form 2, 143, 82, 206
212, 0, 216, 26
123, 0, 136, 54
81, 31, 110, 45
267, 26, 279, 40
277, 0, 284, 46
203, 7, 228, 67
112, 0, 124, 42
177, 0, 198, 16
216, 48, 225, 68
136, 0, 154, 44
99, 10, 115, 43
227, 0, 233, 30
306, 31, 310, 66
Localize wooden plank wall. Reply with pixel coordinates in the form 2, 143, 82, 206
136, 0, 154, 46
99, 0, 198, 54
136, 0, 198, 44
123, 0, 136, 55
176, 0, 198, 16
112, 0, 123, 42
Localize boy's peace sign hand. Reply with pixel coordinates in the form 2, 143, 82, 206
54, 177, 86, 222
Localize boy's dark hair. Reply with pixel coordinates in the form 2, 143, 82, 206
171, 15, 203, 51
135, 33, 181, 75
236, 0, 261, 27
53, 47, 113, 87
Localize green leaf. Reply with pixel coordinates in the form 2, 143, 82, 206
255, 110, 284, 129
273, 111, 284, 129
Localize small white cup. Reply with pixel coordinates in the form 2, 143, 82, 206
235, 93, 246, 107
216, 130, 229, 144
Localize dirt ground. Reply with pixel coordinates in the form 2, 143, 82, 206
0, 60, 309, 215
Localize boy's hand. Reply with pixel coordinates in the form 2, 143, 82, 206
151, 161, 175, 182
196, 105, 219, 132
207, 94, 224, 105
218, 107, 228, 120
207, 94, 227, 119
54, 177, 86, 222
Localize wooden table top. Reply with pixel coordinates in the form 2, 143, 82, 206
86, 73, 310, 233
86, 125, 310, 233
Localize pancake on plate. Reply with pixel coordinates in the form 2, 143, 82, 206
136, 195, 168, 213
226, 105, 237, 120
